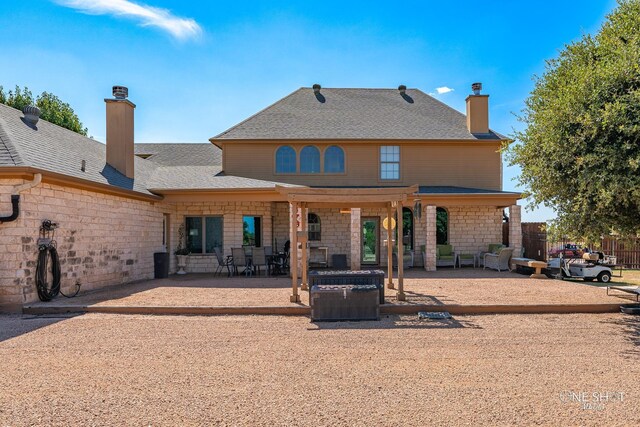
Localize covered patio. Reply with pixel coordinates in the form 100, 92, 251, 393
277, 185, 419, 303
23, 269, 633, 316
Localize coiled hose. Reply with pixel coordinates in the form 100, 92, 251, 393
36, 244, 61, 301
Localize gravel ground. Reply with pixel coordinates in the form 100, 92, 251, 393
1, 312, 639, 426
27, 268, 630, 309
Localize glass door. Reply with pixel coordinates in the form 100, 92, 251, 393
361, 217, 379, 265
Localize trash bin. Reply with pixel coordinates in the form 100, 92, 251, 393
154, 252, 170, 278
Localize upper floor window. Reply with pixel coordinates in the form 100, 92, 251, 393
300, 146, 320, 173
324, 146, 345, 173
275, 146, 296, 173
380, 145, 400, 180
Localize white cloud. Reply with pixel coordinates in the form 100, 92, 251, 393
435, 86, 454, 95
56, 0, 202, 41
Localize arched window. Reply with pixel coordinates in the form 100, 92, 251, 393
324, 146, 345, 173
436, 207, 448, 244
308, 213, 321, 241
300, 146, 320, 173
275, 146, 296, 173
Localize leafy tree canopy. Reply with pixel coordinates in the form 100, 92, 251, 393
506, 0, 640, 242
0, 85, 88, 136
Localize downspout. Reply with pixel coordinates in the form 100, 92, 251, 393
0, 173, 42, 224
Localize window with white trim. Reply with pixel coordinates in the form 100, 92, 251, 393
380, 146, 400, 180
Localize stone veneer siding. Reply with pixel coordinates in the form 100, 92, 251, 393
0, 178, 168, 311
174, 201, 273, 273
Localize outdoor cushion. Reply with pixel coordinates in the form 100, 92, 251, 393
439, 255, 454, 261
437, 244, 453, 257
488, 243, 504, 254
459, 253, 474, 259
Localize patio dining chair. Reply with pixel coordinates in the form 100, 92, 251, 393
252, 247, 268, 276
214, 247, 233, 277
232, 247, 252, 276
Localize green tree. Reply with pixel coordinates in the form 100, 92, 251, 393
506, 0, 640, 242
0, 85, 88, 136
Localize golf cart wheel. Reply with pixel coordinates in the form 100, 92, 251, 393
583, 278, 595, 282
597, 271, 611, 283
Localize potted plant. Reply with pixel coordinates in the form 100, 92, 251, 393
174, 224, 190, 275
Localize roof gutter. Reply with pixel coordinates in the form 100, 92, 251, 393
0, 166, 163, 202
0, 173, 42, 224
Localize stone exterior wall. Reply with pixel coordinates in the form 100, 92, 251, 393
173, 201, 273, 273
446, 206, 504, 254
0, 178, 168, 311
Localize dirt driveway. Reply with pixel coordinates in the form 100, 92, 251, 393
0, 312, 638, 426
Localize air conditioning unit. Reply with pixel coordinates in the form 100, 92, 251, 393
310, 284, 379, 321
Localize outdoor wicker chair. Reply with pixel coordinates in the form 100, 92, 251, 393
436, 244, 457, 268
483, 247, 514, 272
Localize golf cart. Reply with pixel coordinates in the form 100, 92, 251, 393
546, 251, 613, 283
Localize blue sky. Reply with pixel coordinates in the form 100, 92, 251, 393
0, 0, 619, 221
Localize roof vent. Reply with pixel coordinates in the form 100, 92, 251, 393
398, 84, 407, 95
471, 82, 482, 95
22, 105, 41, 125
312, 84, 321, 94
112, 85, 129, 99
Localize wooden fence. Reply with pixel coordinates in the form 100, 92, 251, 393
519, 222, 640, 268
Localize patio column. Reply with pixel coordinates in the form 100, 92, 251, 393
396, 202, 405, 301
289, 201, 300, 303
350, 208, 361, 270
386, 203, 394, 289
509, 204, 522, 255
424, 205, 437, 271
301, 204, 309, 291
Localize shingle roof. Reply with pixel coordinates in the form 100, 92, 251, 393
134, 143, 222, 166
147, 166, 301, 191
213, 88, 505, 141
0, 103, 157, 195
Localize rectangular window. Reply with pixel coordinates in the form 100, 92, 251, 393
243, 216, 262, 247
380, 146, 400, 180
185, 216, 223, 254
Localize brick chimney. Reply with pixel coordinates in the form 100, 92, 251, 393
105, 86, 135, 178
465, 82, 489, 134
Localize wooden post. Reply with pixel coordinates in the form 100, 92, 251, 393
387, 202, 394, 289
396, 202, 405, 301
290, 201, 300, 303
301, 204, 308, 291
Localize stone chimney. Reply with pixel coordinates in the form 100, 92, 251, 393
465, 82, 489, 134
105, 86, 135, 178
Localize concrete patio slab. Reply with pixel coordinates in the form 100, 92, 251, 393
22, 269, 637, 316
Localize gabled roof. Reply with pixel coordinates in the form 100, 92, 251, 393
212, 87, 505, 141
134, 143, 222, 166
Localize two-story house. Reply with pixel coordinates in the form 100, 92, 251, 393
0, 83, 521, 310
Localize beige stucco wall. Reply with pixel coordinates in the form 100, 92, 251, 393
0, 178, 169, 311
222, 140, 502, 190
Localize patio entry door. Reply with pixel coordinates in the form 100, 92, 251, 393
361, 217, 379, 265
